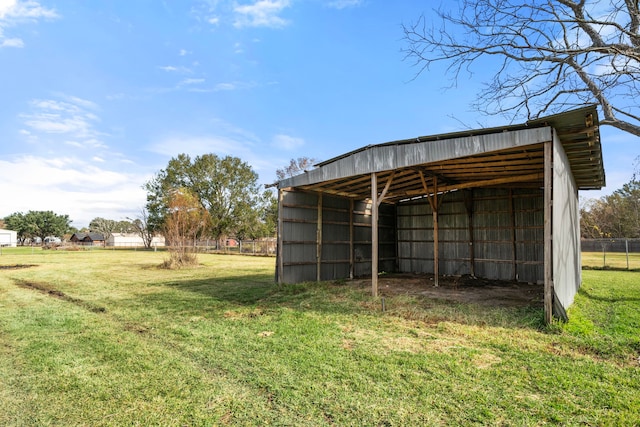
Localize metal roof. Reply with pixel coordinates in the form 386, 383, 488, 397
278, 106, 604, 201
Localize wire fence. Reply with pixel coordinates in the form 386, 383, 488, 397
0, 239, 277, 257
581, 239, 640, 270
4, 238, 637, 268
192, 239, 277, 256
105, 239, 277, 256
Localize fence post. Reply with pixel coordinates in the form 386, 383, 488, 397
626, 239, 630, 270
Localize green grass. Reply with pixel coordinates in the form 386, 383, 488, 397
1, 249, 639, 425
582, 251, 640, 270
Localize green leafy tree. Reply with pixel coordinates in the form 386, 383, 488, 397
145, 154, 264, 242
234, 190, 278, 240
403, 0, 640, 136
89, 217, 118, 240
261, 190, 278, 237
116, 220, 135, 233
581, 179, 640, 238
4, 211, 71, 244
3, 212, 31, 245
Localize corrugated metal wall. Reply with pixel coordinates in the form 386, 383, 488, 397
280, 186, 545, 284
279, 190, 396, 283
396, 188, 544, 282
552, 131, 581, 317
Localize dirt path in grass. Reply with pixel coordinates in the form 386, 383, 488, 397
13, 279, 107, 313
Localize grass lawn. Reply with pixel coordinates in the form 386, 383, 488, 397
1, 248, 639, 425
582, 251, 640, 270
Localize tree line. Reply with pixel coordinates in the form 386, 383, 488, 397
4, 155, 639, 255
580, 179, 640, 239
2, 155, 311, 255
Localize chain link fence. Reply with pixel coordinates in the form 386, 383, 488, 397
581, 238, 640, 270
185, 239, 276, 256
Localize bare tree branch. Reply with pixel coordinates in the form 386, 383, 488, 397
403, 0, 640, 136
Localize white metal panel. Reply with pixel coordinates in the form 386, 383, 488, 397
552, 129, 581, 317
279, 127, 551, 189
0, 229, 17, 247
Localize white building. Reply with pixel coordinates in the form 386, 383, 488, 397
0, 229, 17, 247
106, 233, 165, 248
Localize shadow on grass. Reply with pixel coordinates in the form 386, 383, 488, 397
583, 266, 640, 272
577, 286, 640, 303
136, 272, 547, 330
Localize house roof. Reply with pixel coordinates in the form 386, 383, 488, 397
72, 232, 105, 241
277, 105, 604, 202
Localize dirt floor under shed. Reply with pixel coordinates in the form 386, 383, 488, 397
350, 274, 544, 308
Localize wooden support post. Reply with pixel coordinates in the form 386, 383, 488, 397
464, 189, 475, 277
510, 188, 518, 281
420, 171, 439, 286
316, 193, 323, 282
371, 173, 379, 297
544, 139, 553, 324
349, 198, 354, 279
432, 176, 439, 287
277, 188, 284, 284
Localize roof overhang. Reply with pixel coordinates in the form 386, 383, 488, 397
278, 106, 604, 201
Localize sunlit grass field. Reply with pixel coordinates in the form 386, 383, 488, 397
1, 248, 638, 425
582, 251, 640, 270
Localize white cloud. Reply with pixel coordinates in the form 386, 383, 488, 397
272, 134, 304, 150
149, 135, 247, 158
179, 48, 190, 56
0, 155, 151, 227
233, 0, 290, 29
0, 0, 58, 48
147, 128, 277, 182
0, 0, 17, 19
159, 65, 193, 73
0, 0, 58, 20
1, 36, 22, 47
216, 82, 238, 91
182, 81, 257, 93
179, 77, 205, 86
327, 0, 363, 9
19, 94, 108, 150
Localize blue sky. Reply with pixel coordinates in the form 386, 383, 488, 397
0, 0, 636, 228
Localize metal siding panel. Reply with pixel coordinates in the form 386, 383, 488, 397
279, 127, 551, 188
552, 130, 581, 315
283, 265, 317, 284
284, 243, 316, 263
281, 191, 319, 283
322, 244, 349, 261
320, 263, 350, 281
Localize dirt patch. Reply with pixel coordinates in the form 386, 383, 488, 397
13, 280, 106, 313
0, 264, 37, 270
350, 273, 543, 308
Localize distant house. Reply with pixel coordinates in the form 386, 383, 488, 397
106, 233, 165, 248
0, 229, 17, 247
70, 232, 106, 246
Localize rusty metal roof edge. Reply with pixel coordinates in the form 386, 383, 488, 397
315, 105, 600, 168
280, 105, 604, 190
